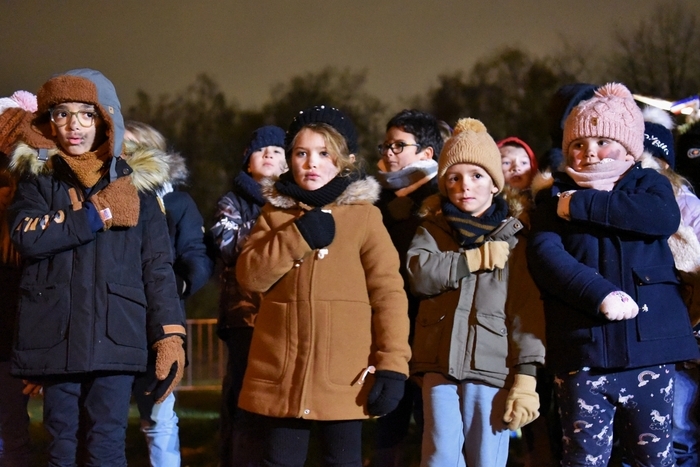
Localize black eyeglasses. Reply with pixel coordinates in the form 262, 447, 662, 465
377, 142, 421, 155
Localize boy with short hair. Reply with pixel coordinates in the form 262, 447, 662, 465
6, 68, 185, 466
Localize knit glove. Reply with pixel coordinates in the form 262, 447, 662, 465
145, 335, 185, 403
599, 291, 639, 321
294, 207, 335, 250
503, 374, 540, 431
367, 370, 406, 416
557, 190, 576, 221
89, 176, 140, 229
464, 241, 510, 273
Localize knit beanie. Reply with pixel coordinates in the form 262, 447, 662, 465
242, 125, 285, 168
285, 105, 358, 155
437, 118, 504, 195
644, 122, 675, 169
497, 136, 539, 172
563, 83, 645, 160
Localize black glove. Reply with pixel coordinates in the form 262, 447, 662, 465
294, 207, 335, 250
367, 370, 406, 416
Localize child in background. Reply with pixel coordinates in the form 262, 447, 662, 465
373, 109, 444, 466
210, 125, 287, 466
235, 105, 410, 466
498, 136, 538, 192
123, 121, 214, 467
527, 83, 699, 466
407, 118, 545, 467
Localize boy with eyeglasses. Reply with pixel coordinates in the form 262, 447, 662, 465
373, 109, 444, 466
4, 68, 185, 466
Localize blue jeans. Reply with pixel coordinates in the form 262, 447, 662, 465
420, 372, 510, 467
674, 363, 700, 466
43, 373, 134, 467
133, 373, 181, 466
0, 361, 31, 467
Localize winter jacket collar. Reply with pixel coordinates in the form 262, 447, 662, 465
261, 174, 381, 210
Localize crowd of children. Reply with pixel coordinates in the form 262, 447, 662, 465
2, 68, 700, 467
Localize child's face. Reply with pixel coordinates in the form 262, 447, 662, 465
380, 126, 430, 172
568, 137, 634, 171
500, 145, 533, 190
291, 128, 340, 191
51, 102, 103, 156
247, 146, 287, 182
444, 163, 498, 217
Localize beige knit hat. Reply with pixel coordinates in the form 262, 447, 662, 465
562, 82, 645, 161
437, 118, 504, 195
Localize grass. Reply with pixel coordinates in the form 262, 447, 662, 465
26, 390, 533, 466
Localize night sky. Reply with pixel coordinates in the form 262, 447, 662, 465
2, 0, 699, 110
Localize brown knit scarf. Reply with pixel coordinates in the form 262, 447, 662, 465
57, 143, 111, 188
565, 158, 635, 191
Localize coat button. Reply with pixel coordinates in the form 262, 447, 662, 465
303, 409, 310, 415
122, 168, 129, 175
500, 328, 506, 335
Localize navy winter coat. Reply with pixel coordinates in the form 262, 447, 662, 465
528, 164, 699, 373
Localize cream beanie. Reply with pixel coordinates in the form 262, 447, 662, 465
562, 82, 645, 160
437, 118, 504, 195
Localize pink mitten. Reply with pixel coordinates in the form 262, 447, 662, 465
599, 291, 639, 321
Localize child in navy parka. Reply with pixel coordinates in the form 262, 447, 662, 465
528, 83, 700, 466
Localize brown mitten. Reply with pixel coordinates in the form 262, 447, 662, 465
0, 108, 34, 155
464, 241, 510, 272
146, 335, 185, 403
89, 176, 140, 229
503, 374, 540, 430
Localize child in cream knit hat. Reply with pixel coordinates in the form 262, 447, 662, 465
406, 118, 545, 467
527, 83, 699, 466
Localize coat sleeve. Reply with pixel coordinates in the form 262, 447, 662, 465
168, 192, 214, 297
568, 171, 680, 237
360, 206, 411, 375
235, 206, 311, 294
527, 193, 618, 317
211, 192, 257, 266
140, 193, 186, 343
9, 175, 95, 260
406, 222, 468, 298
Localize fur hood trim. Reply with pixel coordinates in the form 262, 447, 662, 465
123, 140, 188, 187
260, 175, 381, 209
530, 170, 554, 198
9, 141, 170, 193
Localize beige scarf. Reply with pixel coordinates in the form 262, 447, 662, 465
565, 159, 635, 191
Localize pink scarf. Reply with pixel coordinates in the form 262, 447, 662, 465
565, 159, 635, 191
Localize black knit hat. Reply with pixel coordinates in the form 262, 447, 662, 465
644, 121, 675, 169
285, 105, 358, 155
242, 125, 285, 168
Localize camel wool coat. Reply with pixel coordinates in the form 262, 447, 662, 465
236, 175, 410, 420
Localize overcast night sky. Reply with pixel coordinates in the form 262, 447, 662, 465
2, 0, 699, 111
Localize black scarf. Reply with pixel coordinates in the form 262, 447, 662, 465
231, 171, 266, 206
441, 195, 509, 248
274, 171, 357, 207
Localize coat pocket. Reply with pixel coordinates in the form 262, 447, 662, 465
632, 265, 693, 341
106, 282, 148, 349
411, 302, 448, 364
16, 283, 69, 350
245, 300, 290, 384
473, 313, 509, 375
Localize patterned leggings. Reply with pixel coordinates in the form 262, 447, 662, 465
554, 364, 675, 467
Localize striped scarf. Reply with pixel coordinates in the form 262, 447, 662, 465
441, 195, 508, 248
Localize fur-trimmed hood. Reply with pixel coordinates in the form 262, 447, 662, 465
259, 175, 381, 209
9, 141, 170, 193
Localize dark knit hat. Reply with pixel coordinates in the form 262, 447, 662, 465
644, 121, 675, 169
285, 105, 358, 155
548, 83, 598, 147
242, 125, 285, 168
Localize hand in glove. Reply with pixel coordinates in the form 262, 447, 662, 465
367, 370, 406, 416
557, 190, 576, 221
600, 291, 639, 321
503, 374, 540, 431
145, 335, 185, 403
464, 241, 510, 273
294, 207, 335, 250
89, 176, 140, 229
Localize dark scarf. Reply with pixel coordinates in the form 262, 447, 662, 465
231, 171, 266, 206
441, 195, 509, 248
274, 171, 357, 207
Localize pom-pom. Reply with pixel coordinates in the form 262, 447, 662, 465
10, 91, 37, 112
453, 118, 487, 136
595, 82, 633, 100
